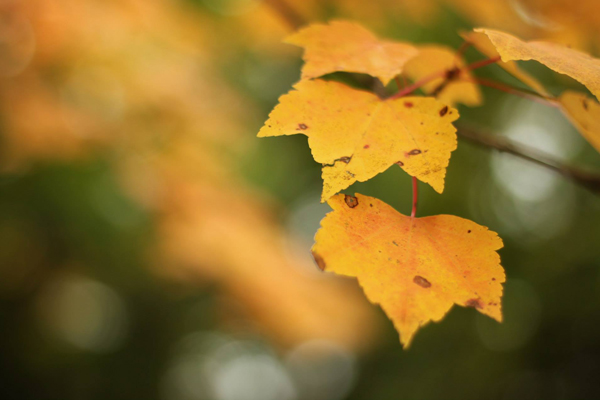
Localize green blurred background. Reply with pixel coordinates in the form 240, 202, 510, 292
1, 0, 600, 399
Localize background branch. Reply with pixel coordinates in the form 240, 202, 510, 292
457, 125, 600, 194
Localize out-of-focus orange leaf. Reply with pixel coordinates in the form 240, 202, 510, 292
312, 193, 505, 347
473, 28, 600, 101
286, 20, 418, 85
460, 30, 549, 97
258, 79, 458, 200
123, 154, 381, 351
559, 91, 600, 153
447, 0, 600, 51
403, 45, 482, 107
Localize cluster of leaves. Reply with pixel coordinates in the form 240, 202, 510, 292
259, 20, 600, 347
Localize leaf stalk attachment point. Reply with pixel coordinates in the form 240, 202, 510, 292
411, 176, 418, 218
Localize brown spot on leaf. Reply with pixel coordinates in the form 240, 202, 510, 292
468, 230, 471, 233
408, 149, 422, 156
404, 101, 413, 108
339, 156, 351, 163
298, 123, 308, 130
312, 251, 326, 271
492, 278, 496, 281
583, 100, 589, 110
439, 106, 448, 116
363, 145, 370, 149
392, 241, 398, 246
445, 67, 460, 80
465, 298, 483, 309
396, 161, 404, 167
344, 194, 359, 208
413, 275, 431, 288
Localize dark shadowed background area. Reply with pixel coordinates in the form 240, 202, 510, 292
1, 0, 600, 399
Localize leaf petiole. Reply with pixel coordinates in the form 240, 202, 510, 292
411, 176, 418, 218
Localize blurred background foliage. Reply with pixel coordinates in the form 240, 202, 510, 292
1, 0, 600, 399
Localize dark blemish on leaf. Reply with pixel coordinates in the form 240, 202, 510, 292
339, 156, 351, 163
346, 171, 355, 177
465, 298, 483, 309
311, 251, 326, 271
268, 125, 271, 127
583, 100, 589, 110
363, 145, 370, 149
492, 278, 496, 281
468, 230, 471, 233
439, 106, 449, 116
396, 161, 404, 167
445, 67, 460, 80
404, 101, 414, 108
369, 203, 373, 207
420, 122, 424, 125
408, 149, 422, 156
413, 275, 432, 288
392, 241, 398, 246
344, 194, 359, 208
298, 123, 308, 130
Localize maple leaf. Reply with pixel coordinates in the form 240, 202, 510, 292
258, 79, 459, 201
559, 91, 600, 153
312, 193, 505, 347
286, 20, 419, 86
403, 45, 482, 107
473, 28, 600, 101
460, 30, 550, 97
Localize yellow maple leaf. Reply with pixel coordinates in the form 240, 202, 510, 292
312, 193, 505, 347
559, 91, 600, 153
403, 45, 482, 107
473, 28, 600, 101
258, 79, 459, 201
460, 30, 550, 97
285, 20, 419, 85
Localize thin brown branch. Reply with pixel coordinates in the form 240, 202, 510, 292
457, 125, 600, 195
455, 40, 471, 58
264, 0, 306, 30
464, 77, 558, 107
388, 70, 447, 99
464, 55, 501, 71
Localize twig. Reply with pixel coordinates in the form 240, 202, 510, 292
388, 70, 447, 99
263, 0, 305, 30
411, 176, 418, 217
455, 40, 471, 58
457, 125, 600, 194
464, 56, 501, 71
464, 77, 558, 107
395, 76, 404, 90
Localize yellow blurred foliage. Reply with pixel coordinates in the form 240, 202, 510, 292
0, 0, 383, 351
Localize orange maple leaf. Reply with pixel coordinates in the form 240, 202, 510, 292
559, 91, 600, 154
258, 79, 458, 201
286, 20, 419, 85
312, 193, 505, 347
473, 28, 600, 101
